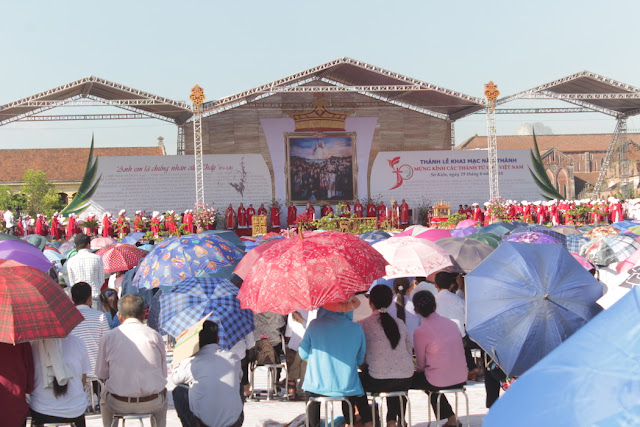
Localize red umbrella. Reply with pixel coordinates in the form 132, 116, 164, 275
237, 231, 388, 315
0, 259, 83, 344
96, 243, 148, 274
233, 239, 283, 279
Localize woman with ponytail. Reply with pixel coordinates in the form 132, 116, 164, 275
358, 285, 414, 427
387, 278, 421, 343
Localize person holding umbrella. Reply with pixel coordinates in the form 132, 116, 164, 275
411, 291, 467, 427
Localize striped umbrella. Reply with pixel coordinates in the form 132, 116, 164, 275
580, 235, 640, 266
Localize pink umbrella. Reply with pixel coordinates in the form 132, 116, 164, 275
456, 219, 477, 229
617, 247, 640, 274
415, 228, 452, 242
373, 236, 453, 279
571, 252, 595, 271
395, 225, 430, 237
89, 237, 117, 250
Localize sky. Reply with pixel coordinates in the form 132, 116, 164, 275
2, 0, 640, 155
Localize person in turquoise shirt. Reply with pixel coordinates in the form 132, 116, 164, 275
298, 299, 372, 427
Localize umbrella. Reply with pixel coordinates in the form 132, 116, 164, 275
0, 240, 54, 273
617, 247, 640, 274
415, 228, 452, 242
550, 225, 582, 236
580, 235, 640, 266
505, 232, 558, 244
359, 230, 391, 241
509, 225, 567, 247
57, 240, 75, 254
43, 245, 60, 253
482, 286, 640, 427
395, 225, 430, 237
233, 238, 283, 280
480, 222, 516, 236
43, 249, 65, 268
456, 219, 477, 229
565, 234, 590, 254
583, 226, 621, 239
578, 224, 597, 233
0, 232, 21, 241
199, 230, 246, 251
242, 240, 259, 252
90, 237, 117, 250
139, 244, 154, 252
466, 242, 603, 377
611, 220, 637, 231
620, 265, 640, 288
132, 233, 245, 289
435, 237, 494, 274
122, 232, 145, 245
0, 259, 83, 344
47, 241, 62, 249
238, 231, 388, 315
467, 232, 501, 249
628, 225, 640, 235
146, 289, 166, 334
570, 252, 595, 271
159, 277, 254, 350
451, 227, 478, 238
23, 234, 47, 250
96, 243, 148, 274
373, 236, 453, 279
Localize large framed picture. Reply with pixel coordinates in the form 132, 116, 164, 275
285, 132, 357, 204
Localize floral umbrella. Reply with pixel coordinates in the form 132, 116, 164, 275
373, 235, 453, 279
132, 233, 245, 289
509, 226, 567, 247
238, 231, 388, 315
583, 226, 621, 239
505, 232, 558, 245
580, 235, 640, 266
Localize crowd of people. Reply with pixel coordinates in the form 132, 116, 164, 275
289, 156, 354, 201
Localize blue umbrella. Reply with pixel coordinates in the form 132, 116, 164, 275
611, 220, 638, 231
481, 222, 516, 236
132, 233, 245, 289
139, 244, 154, 252
122, 232, 145, 245
147, 289, 167, 335
359, 230, 391, 241
466, 242, 603, 377
243, 240, 259, 252
159, 277, 254, 350
199, 230, 246, 251
565, 234, 590, 254
483, 286, 640, 426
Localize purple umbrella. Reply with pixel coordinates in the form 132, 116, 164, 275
506, 232, 558, 245
452, 227, 478, 238
0, 240, 54, 273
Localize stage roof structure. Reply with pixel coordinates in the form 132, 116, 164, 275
199, 57, 487, 121
0, 76, 193, 126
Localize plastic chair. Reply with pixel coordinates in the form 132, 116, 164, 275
305, 396, 354, 427
37, 423, 75, 427
369, 391, 412, 427
427, 386, 469, 427
248, 335, 289, 401
110, 413, 156, 427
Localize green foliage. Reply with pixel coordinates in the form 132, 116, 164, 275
60, 136, 101, 217
0, 185, 26, 213
310, 214, 340, 231
567, 204, 593, 222
528, 131, 563, 200
443, 212, 467, 229
21, 169, 65, 217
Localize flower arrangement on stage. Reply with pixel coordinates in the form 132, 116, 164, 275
567, 204, 593, 224
79, 218, 99, 232
486, 196, 509, 222
193, 202, 217, 229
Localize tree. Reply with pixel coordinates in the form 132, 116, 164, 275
0, 184, 27, 213
21, 169, 65, 217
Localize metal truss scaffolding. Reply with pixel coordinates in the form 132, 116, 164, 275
486, 104, 499, 199
177, 125, 186, 156
592, 117, 629, 198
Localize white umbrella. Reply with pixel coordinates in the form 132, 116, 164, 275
373, 236, 453, 279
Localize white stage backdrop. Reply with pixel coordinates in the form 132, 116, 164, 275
370, 149, 543, 207
87, 154, 272, 214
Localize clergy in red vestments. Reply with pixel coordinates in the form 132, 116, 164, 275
425, 207, 433, 226
464, 205, 472, 219
165, 211, 179, 236
377, 202, 387, 222
225, 204, 236, 229
184, 210, 195, 234
366, 200, 377, 218
133, 211, 144, 232
237, 203, 247, 228
458, 205, 465, 215
483, 202, 491, 226
400, 199, 410, 225
322, 203, 334, 217
257, 203, 268, 216
66, 214, 75, 240
35, 214, 44, 236
51, 212, 61, 240
270, 204, 281, 228
103, 213, 114, 237
341, 203, 351, 218
117, 210, 129, 238
354, 201, 364, 218
305, 203, 315, 221
151, 211, 161, 237
247, 204, 256, 227
287, 203, 297, 225
471, 203, 483, 223
610, 198, 623, 223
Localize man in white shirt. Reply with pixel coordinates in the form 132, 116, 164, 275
172, 320, 244, 427
70, 282, 109, 377
433, 272, 466, 336
66, 233, 105, 309
3, 208, 15, 235
96, 295, 167, 427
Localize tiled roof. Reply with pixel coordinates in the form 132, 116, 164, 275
457, 133, 640, 152
574, 172, 600, 185
0, 146, 165, 183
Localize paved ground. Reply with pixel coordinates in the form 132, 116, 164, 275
85, 364, 493, 426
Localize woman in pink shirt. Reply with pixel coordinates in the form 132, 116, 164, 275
411, 291, 467, 427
